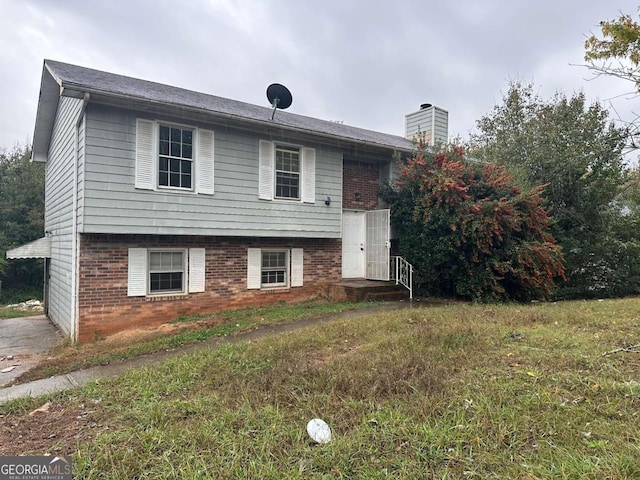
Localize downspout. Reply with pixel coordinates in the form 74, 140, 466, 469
72, 92, 90, 343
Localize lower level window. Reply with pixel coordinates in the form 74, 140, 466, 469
149, 251, 185, 293
261, 250, 288, 287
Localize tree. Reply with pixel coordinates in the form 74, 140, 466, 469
470, 83, 640, 298
381, 141, 565, 302
584, 9, 640, 92
0, 145, 45, 295
584, 8, 640, 147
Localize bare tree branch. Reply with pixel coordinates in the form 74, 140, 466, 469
602, 344, 640, 356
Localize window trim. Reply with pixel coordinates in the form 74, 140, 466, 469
274, 144, 301, 201
157, 123, 195, 192
147, 248, 187, 295
260, 249, 290, 288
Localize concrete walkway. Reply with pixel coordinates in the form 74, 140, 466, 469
0, 303, 410, 405
0, 315, 63, 388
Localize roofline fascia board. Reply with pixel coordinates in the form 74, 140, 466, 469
58, 84, 413, 154
31, 64, 65, 162
44, 61, 64, 91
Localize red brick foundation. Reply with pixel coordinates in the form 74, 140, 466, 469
77, 234, 341, 342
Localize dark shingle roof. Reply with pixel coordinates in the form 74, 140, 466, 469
45, 60, 413, 151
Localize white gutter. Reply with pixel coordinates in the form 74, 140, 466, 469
71, 92, 90, 343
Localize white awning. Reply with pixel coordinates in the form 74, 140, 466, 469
6, 237, 51, 259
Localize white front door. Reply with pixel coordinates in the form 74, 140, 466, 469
342, 211, 366, 278
342, 209, 390, 280
366, 209, 390, 280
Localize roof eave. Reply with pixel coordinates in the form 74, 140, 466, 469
58, 82, 413, 154
31, 63, 64, 162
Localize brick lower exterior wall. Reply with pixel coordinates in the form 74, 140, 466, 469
77, 234, 341, 342
343, 160, 382, 210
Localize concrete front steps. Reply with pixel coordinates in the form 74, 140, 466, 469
330, 279, 410, 302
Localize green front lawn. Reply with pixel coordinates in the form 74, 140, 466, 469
2, 298, 640, 478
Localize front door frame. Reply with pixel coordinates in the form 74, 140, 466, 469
342, 209, 390, 280
342, 210, 366, 278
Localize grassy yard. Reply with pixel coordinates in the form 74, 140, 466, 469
13, 300, 386, 383
1, 298, 639, 478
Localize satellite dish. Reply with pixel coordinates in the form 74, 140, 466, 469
306, 418, 332, 444
267, 83, 293, 120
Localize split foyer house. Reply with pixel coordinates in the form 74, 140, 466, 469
7, 60, 448, 342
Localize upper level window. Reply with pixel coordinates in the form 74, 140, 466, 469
275, 145, 300, 200
258, 140, 315, 203
158, 125, 193, 189
135, 119, 214, 195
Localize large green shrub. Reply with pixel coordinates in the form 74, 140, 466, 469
381, 142, 565, 301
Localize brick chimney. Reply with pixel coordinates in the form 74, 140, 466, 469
405, 103, 449, 146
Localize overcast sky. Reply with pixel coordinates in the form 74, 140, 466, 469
0, 0, 637, 150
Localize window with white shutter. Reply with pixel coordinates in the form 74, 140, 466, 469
127, 247, 206, 296
135, 119, 214, 194
259, 140, 315, 203
246, 248, 304, 290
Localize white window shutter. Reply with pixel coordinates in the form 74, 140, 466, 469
291, 248, 304, 287
258, 140, 274, 200
128, 248, 147, 296
135, 119, 155, 190
247, 248, 262, 289
302, 147, 316, 203
188, 248, 206, 293
197, 129, 215, 195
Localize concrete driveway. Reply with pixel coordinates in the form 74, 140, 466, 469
0, 315, 63, 387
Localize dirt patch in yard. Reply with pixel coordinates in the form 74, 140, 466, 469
10, 317, 226, 386
0, 400, 108, 456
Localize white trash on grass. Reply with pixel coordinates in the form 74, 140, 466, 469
306, 418, 332, 444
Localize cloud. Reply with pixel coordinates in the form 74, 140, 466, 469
0, 0, 636, 148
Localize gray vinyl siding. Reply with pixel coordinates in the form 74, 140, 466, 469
432, 108, 449, 145
44, 96, 83, 336
405, 105, 449, 145
81, 105, 343, 237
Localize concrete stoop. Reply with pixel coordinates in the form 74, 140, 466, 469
331, 279, 410, 303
